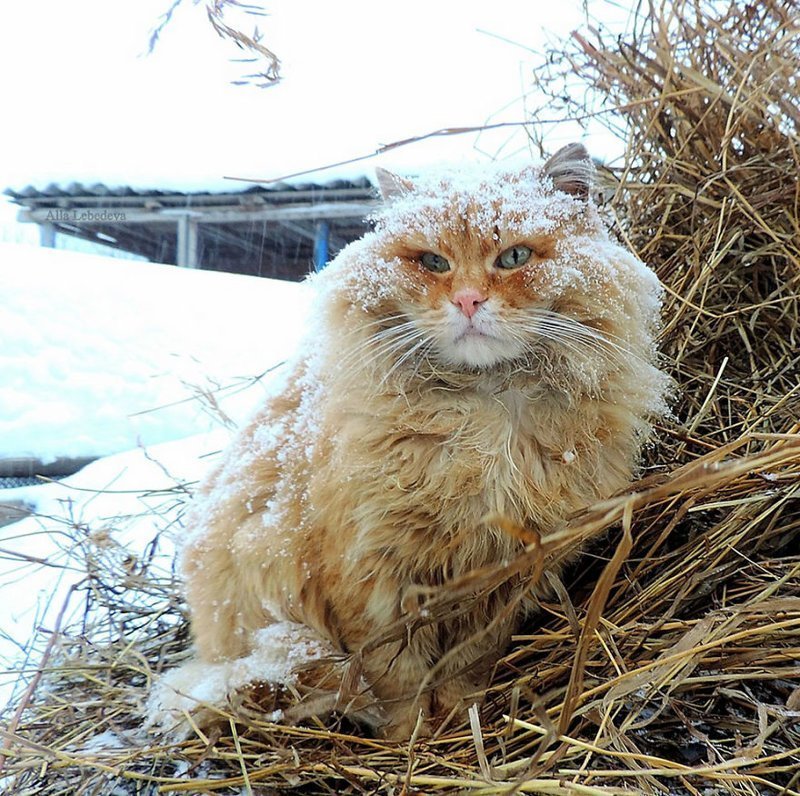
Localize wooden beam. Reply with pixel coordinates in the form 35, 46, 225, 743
19, 201, 379, 226
13, 187, 375, 210
0, 456, 97, 478
203, 223, 262, 253
41, 222, 157, 261
279, 219, 347, 252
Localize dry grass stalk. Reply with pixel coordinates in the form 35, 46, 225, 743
2, 0, 799, 792
149, 0, 280, 87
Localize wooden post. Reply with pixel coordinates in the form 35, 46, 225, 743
176, 215, 199, 268
39, 222, 56, 248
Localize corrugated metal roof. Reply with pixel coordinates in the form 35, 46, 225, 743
4, 177, 376, 204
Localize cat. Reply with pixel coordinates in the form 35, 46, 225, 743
171, 144, 670, 739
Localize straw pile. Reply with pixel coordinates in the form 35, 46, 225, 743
2, 0, 799, 792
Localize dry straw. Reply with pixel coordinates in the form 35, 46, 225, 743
2, 0, 799, 792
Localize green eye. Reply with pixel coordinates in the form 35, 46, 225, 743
420, 252, 450, 272
497, 245, 532, 269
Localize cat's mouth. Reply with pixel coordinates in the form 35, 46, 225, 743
457, 325, 493, 340
424, 305, 529, 370
439, 319, 525, 370
453, 316, 505, 344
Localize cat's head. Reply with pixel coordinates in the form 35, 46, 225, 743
323, 145, 663, 381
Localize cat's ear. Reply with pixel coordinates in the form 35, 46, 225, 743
543, 143, 594, 200
375, 168, 413, 201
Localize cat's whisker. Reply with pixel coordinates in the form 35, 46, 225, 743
354, 331, 432, 384
521, 313, 652, 369
539, 334, 623, 370
528, 309, 650, 361
338, 321, 422, 370
343, 313, 411, 333
336, 322, 417, 364
377, 336, 433, 389
368, 328, 427, 360
408, 342, 437, 384
357, 328, 419, 359
549, 331, 649, 370
354, 342, 420, 379
345, 321, 419, 352
519, 326, 622, 372
336, 315, 416, 348
538, 335, 604, 368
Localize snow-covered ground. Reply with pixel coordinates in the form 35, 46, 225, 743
0, 243, 310, 461
0, 244, 310, 708
0, 435, 221, 706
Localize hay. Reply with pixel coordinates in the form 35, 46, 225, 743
2, 0, 799, 792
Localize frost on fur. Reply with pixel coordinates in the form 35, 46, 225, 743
177, 149, 672, 738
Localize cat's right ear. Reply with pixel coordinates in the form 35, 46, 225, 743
543, 143, 594, 199
375, 168, 413, 201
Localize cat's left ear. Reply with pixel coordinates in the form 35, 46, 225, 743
543, 143, 594, 200
375, 168, 413, 201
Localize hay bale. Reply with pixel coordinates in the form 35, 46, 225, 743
2, 1, 798, 792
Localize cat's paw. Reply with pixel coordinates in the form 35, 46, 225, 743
144, 621, 335, 740
144, 658, 240, 740
377, 708, 434, 741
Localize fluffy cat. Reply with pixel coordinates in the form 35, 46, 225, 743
175, 144, 670, 738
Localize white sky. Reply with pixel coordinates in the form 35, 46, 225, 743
0, 0, 633, 238
0, 1, 636, 186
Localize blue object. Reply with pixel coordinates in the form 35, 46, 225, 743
313, 221, 330, 272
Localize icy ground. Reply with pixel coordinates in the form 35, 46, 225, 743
0, 244, 310, 708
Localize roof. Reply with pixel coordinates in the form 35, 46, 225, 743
5, 177, 377, 207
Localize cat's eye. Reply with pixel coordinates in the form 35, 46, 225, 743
497, 245, 533, 269
420, 252, 450, 272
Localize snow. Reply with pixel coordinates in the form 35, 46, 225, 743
0, 243, 311, 462
72, 731, 128, 753
0, 432, 226, 708
372, 162, 583, 241
146, 621, 334, 738
0, 242, 313, 711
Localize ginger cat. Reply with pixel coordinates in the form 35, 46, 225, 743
177, 144, 670, 738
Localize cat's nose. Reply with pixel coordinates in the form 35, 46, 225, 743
452, 289, 488, 319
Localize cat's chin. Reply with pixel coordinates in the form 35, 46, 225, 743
438, 332, 521, 370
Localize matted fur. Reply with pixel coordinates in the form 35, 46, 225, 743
177, 147, 671, 737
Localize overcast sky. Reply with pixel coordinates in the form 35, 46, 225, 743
0, 0, 632, 239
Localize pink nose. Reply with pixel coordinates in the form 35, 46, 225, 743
452, 289, 488, 319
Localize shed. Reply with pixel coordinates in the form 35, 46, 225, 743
5, 178, 379, 280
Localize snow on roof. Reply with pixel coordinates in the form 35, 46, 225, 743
4, 175, 376, 205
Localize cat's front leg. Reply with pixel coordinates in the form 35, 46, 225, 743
432, 672, 489, 720
182, 533, 263, 662
429, 615, 518, 723
361, 639, 436, 739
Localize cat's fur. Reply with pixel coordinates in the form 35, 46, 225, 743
178, 145, 670, 737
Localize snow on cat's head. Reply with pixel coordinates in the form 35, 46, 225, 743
318, 145, 663, 375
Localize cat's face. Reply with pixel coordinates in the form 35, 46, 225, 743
376, 219, 566, 370
325, 147, 662, 380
